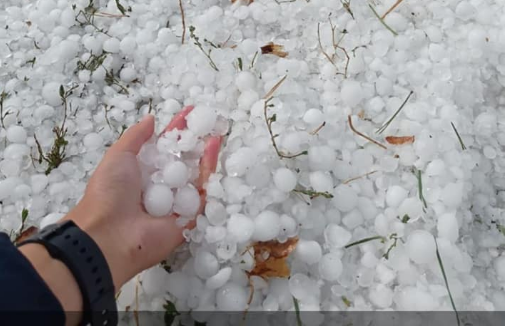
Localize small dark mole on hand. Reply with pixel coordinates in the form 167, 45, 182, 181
138, 245, 142, 250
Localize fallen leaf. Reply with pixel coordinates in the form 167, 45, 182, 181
247, 237, 298, 279
385, 135, 415, 145
261, 42, 288, 58
357, 110, 365, 120
14, 226, 38, 244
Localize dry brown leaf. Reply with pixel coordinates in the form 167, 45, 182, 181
261, 42, 288, 58
357, 110, 365, 120
14, 226, 38, 244
385, 135, 415, 145
247, 237, 298, 279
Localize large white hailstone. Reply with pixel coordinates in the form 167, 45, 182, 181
186, 105, 217, 136
216, 282, 248, 311
166, 271, 190, 300
324, 224, 352, 249
406, 230, 437, 264
308, 146, 336, 171
332, 185, 358, 212
206, 267, 232, 289
309, 171, 333, 193
253, 210, 281, 241
273, 168, 297, 192
31, 174, 49, 194
303, 108, 324, 126
42, 82, 63, 106
494, 256, 505, 281
295, 240, 322, 265
142, 266, 169, 296
441, 182, 464, 208
103, 37, 120, 53
386, 185, 408, 208
437, 212, 459, 243
235, 71, 256, 92
173, 185, 200, 216
227, 213, 254, 243
341, 80, 363, 106
143, 183, 174, 217
318, 253, 343, 281
288, 273, 314, 300
369, 284, 394, 309
194, 251, 219, 279
205, 199, 227, 226
83, 133, 103, 150
39, 213, 65, 229
395, 286, 436, 310
163, 161, 189, 188
225, 147, 257, 177
0, 177, 22, 200
6, 125, 27, 143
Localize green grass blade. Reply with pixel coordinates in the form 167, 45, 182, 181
293, 297, 303, 326
369, 4, 398, 36
451, 122, 467, 150
344, 235, 385, 249
376, 91, 413, 134
435, 238, 461, 326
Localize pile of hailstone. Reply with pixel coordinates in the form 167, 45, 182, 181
2, 0, 505, 322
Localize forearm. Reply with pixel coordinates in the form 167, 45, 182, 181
19, 244, 83, 326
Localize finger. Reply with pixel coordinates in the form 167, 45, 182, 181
162, 105, 194, 134
197, 136, 222, 189
112, 115, 155, 155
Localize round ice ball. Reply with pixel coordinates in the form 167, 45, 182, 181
341, 80, 363, 107
6, 126, 27, 143
319, 252, 343, 281
186, 105, 217, 136
143, 183, 174, 217
333, 185, 358, 212
173, 185, 200, 216
216, 283, 248, 311
235, 71, 256, 92
42, 82, 64, 106
253, 210, 281, 241
194, 251, 219, 279
166, 271, 189, 300
295, 240, 322, 265
494, 256, 505, 281
386, 185, 408, 208
227, 213, 254, 243
406, 230, 436, 264
83, 133, 103, 150
206, 267, 232, 290
273, 168, 297, 192
163, 161, 189, 188
303, 108, 324, 126
324, 224, 352, 249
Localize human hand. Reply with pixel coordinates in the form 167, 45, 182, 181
64, 106, 221, 291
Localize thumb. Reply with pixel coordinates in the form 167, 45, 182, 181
112, 115, 155, 154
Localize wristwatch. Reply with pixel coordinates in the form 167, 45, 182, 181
17, 220, 118, 326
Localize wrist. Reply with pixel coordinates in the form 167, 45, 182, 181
19, 243, 83, 325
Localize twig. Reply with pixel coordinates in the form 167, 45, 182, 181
381, 0, 404, 19
293, 188, 333, 199
376, 91, 413, 134
344, 235, 385, 249
263, 75, 287, 100
317, 22, 350, 78
451, 122, 466, 150
382, 233, 399, 259
309, 121, 326, 135
134, 275, 140, 326
189, 26, 219, 71
0, 91, 11, 129
435, 238, 461, 326
341, 0, 355, 19
369, 4, 398, 36
179, 0, 186, 44
343, 170, 378, 184
249, 51, 259, 69
265, 99, 308, 159
348, 115, 387, 150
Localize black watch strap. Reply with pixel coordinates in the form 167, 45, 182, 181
18, 220, 118, 326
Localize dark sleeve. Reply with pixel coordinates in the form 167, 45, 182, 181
0, 232, 65, 326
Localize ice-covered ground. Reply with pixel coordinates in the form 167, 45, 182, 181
1, 0, 505, 320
